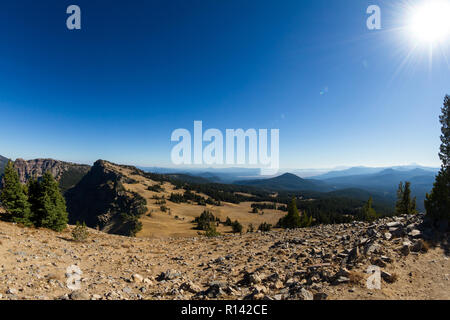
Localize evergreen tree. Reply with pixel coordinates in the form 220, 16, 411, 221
278, 197, 301, 229
362, 197, 378, 222
27, 178, 41, 226
0, 161, 32, 226
425, 95, 450, 220
395, 181, 417, 215
30, 172, 68, 231
299, 211, 313, 228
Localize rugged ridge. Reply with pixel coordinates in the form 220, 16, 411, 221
13, 158, 90, 193
65, 160, 147, 236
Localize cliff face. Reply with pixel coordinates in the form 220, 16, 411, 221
13, 158, 90, 193
0, 155, 9, 176
65, 160, 147, 236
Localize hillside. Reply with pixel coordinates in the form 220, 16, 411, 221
0, 213, 447, 300
65, 160, 147, 236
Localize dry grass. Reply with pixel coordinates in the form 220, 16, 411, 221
421, 240, 431, 253
389, 273, 398, 283
348, 271, 365, 286
113, 163, 287, 238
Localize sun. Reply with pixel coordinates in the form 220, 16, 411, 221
407, 0, 450, 44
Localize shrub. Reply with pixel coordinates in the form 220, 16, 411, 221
194, 210, 217, 230
205, 223, 220, 237
72, 221, 89, 242
147, 183, 164, 192
258, 222, 272, 232
231, 220, 243, 234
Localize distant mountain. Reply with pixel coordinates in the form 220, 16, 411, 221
313, 165, 439, 180
321, 168, 437, 211
314, 167, 386, 179
323, 168, 436, 189
236, 173, 332, 192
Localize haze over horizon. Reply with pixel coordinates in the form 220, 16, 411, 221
0, 1, 448, 169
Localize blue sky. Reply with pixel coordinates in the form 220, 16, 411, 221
0, 0, 448, 169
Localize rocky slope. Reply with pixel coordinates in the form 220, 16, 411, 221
0, 213, 447, 300
13, 158, 90, 193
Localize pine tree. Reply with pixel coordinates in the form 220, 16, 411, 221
396, 181, 417, 215
27, 178, 41, 226
299, 211, 313, 228
425, 95, 450, 220
362, 197, 378, 222
30, 172, 68, 231
278, 197, 301, 229
0, 161, 32, 226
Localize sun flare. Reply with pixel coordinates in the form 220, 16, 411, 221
408, 0, 450, 44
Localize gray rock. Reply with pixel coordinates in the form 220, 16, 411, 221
6, 288, 18, 295
132, 273, 144, 283
157, 269, 182, 281
408, 230, 422, 238
299, 288, 313, 300
69, 291, 90, 300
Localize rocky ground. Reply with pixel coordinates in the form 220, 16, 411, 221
0, 213, 448, 300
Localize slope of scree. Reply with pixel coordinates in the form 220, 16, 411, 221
0, 213, 447, 300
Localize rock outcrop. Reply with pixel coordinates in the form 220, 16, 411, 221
13, 158, 90, 193
65, 160, 147, 236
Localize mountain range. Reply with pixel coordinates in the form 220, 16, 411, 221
0, 155, 438, 213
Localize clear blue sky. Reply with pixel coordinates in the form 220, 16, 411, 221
0, 0, 448, 168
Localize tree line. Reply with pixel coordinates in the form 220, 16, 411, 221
0, 161, 68, 231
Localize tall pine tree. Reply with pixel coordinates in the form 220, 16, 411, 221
362, 197, 378, 222
395, 181, 417, 215
278, 197, 302, 229
29, 172, 68, 231
425, 95, 450, 220
0, 160, 32, 226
